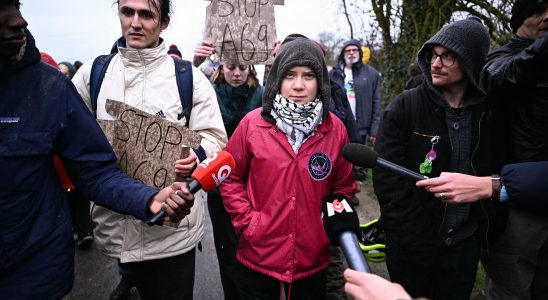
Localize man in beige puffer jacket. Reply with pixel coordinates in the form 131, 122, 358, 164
71, 0, 227, 299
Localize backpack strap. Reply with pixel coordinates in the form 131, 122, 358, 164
89, 54, 116, 116
89, 55, 194, 128
172, 57, 206, 161
172, 57, 193, 126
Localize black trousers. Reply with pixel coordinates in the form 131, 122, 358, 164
238, 264, 327, 300
386, 236, 480, 300
207, 190, 241, 300
126, 249, 196, 300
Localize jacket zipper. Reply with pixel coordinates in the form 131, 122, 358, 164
412, 132, 448, 234
472, 111, 490, 253
439, 118, 455, 234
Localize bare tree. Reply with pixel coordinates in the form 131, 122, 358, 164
317, 31, 346, 66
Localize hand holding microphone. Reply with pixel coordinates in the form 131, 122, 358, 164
146, 150, 236, 226
342, 143, 428, 181
322, 194, 370, 273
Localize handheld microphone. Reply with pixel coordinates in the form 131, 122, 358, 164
342, 143, 428, 181
146, 150, 236, 226
322, 194, 370, 273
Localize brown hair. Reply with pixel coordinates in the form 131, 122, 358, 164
211, 65, 259, 90
115, 0, 171, 23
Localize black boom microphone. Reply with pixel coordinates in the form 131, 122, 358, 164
342, 143, 428, 181
322, 194, 370, 273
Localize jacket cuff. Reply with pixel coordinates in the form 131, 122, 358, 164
193, 145, 207, 162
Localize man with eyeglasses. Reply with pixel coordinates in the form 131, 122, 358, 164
372, 17, 499, 299
329, 39, 382, 206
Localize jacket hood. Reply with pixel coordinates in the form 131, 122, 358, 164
336, 39, 363, 69
0, 29, 41, 76
261, 36, 331, 123
417, 17, 490, 103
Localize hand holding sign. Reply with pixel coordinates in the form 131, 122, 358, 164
97, 99, 202, 189
205, 0, 278, 65
193, 39, 216, 67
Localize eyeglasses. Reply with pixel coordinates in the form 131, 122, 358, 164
344, 48, 359, 54
425, 52, 457, 66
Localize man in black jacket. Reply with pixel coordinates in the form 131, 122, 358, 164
373, 17, 493, 299
480, 1, 548, 299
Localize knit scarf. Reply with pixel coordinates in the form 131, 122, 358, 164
271, 94, 323, 154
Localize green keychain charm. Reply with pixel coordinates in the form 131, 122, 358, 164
419, 136, 439, 174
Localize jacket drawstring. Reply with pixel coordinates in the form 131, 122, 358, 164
278, 281, 293, 300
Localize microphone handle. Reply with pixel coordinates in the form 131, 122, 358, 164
145, 179, 202, 226
377, 158, 429, 182
339, 231, 370, 273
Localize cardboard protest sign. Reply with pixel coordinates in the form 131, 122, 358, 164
205, 0, 278, 65
97, 99, 202, 188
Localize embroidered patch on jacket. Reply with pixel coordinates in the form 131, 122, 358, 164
309, 152, 332, 181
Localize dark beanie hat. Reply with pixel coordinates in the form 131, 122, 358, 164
417, 16, 490, 95
511, 0, 548, 33
262, 35, 331, 124
168, 44, 182, 59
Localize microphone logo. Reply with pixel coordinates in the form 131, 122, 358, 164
212, 165, 232, 186
326, 199, 353, 217
199, 152, 218, 169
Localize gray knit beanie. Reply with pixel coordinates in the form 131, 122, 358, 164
261, 36, 331, 124
417, 16, 490, 94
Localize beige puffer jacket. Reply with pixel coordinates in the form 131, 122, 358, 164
72, 41, 227, 262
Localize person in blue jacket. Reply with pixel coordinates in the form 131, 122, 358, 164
0, 2, 194, 299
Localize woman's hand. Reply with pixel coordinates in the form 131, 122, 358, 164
193, 40, 215, 67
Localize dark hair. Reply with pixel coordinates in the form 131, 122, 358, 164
116, 0, 172, 22
211, 65, 259, 90
58, 61, 76, 79
73, 61, 83, 71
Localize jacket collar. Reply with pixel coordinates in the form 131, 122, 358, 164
510, 34, 535, 47
0, 29, 40, 76
116, 37, 168, 70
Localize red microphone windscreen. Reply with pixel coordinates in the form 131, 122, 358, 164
191, 151, 236, 191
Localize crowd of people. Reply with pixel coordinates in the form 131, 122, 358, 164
1, 0, 547, 299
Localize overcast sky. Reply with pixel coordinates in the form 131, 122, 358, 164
21, 0, 345, 64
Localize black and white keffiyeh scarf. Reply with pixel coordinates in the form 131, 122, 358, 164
271, 94, 323, 154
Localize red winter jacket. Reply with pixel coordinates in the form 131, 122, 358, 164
220, 109, 355, 282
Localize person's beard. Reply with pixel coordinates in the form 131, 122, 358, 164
344, 56, 359, 67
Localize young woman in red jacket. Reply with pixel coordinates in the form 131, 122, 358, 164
220, 35, 356, 300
